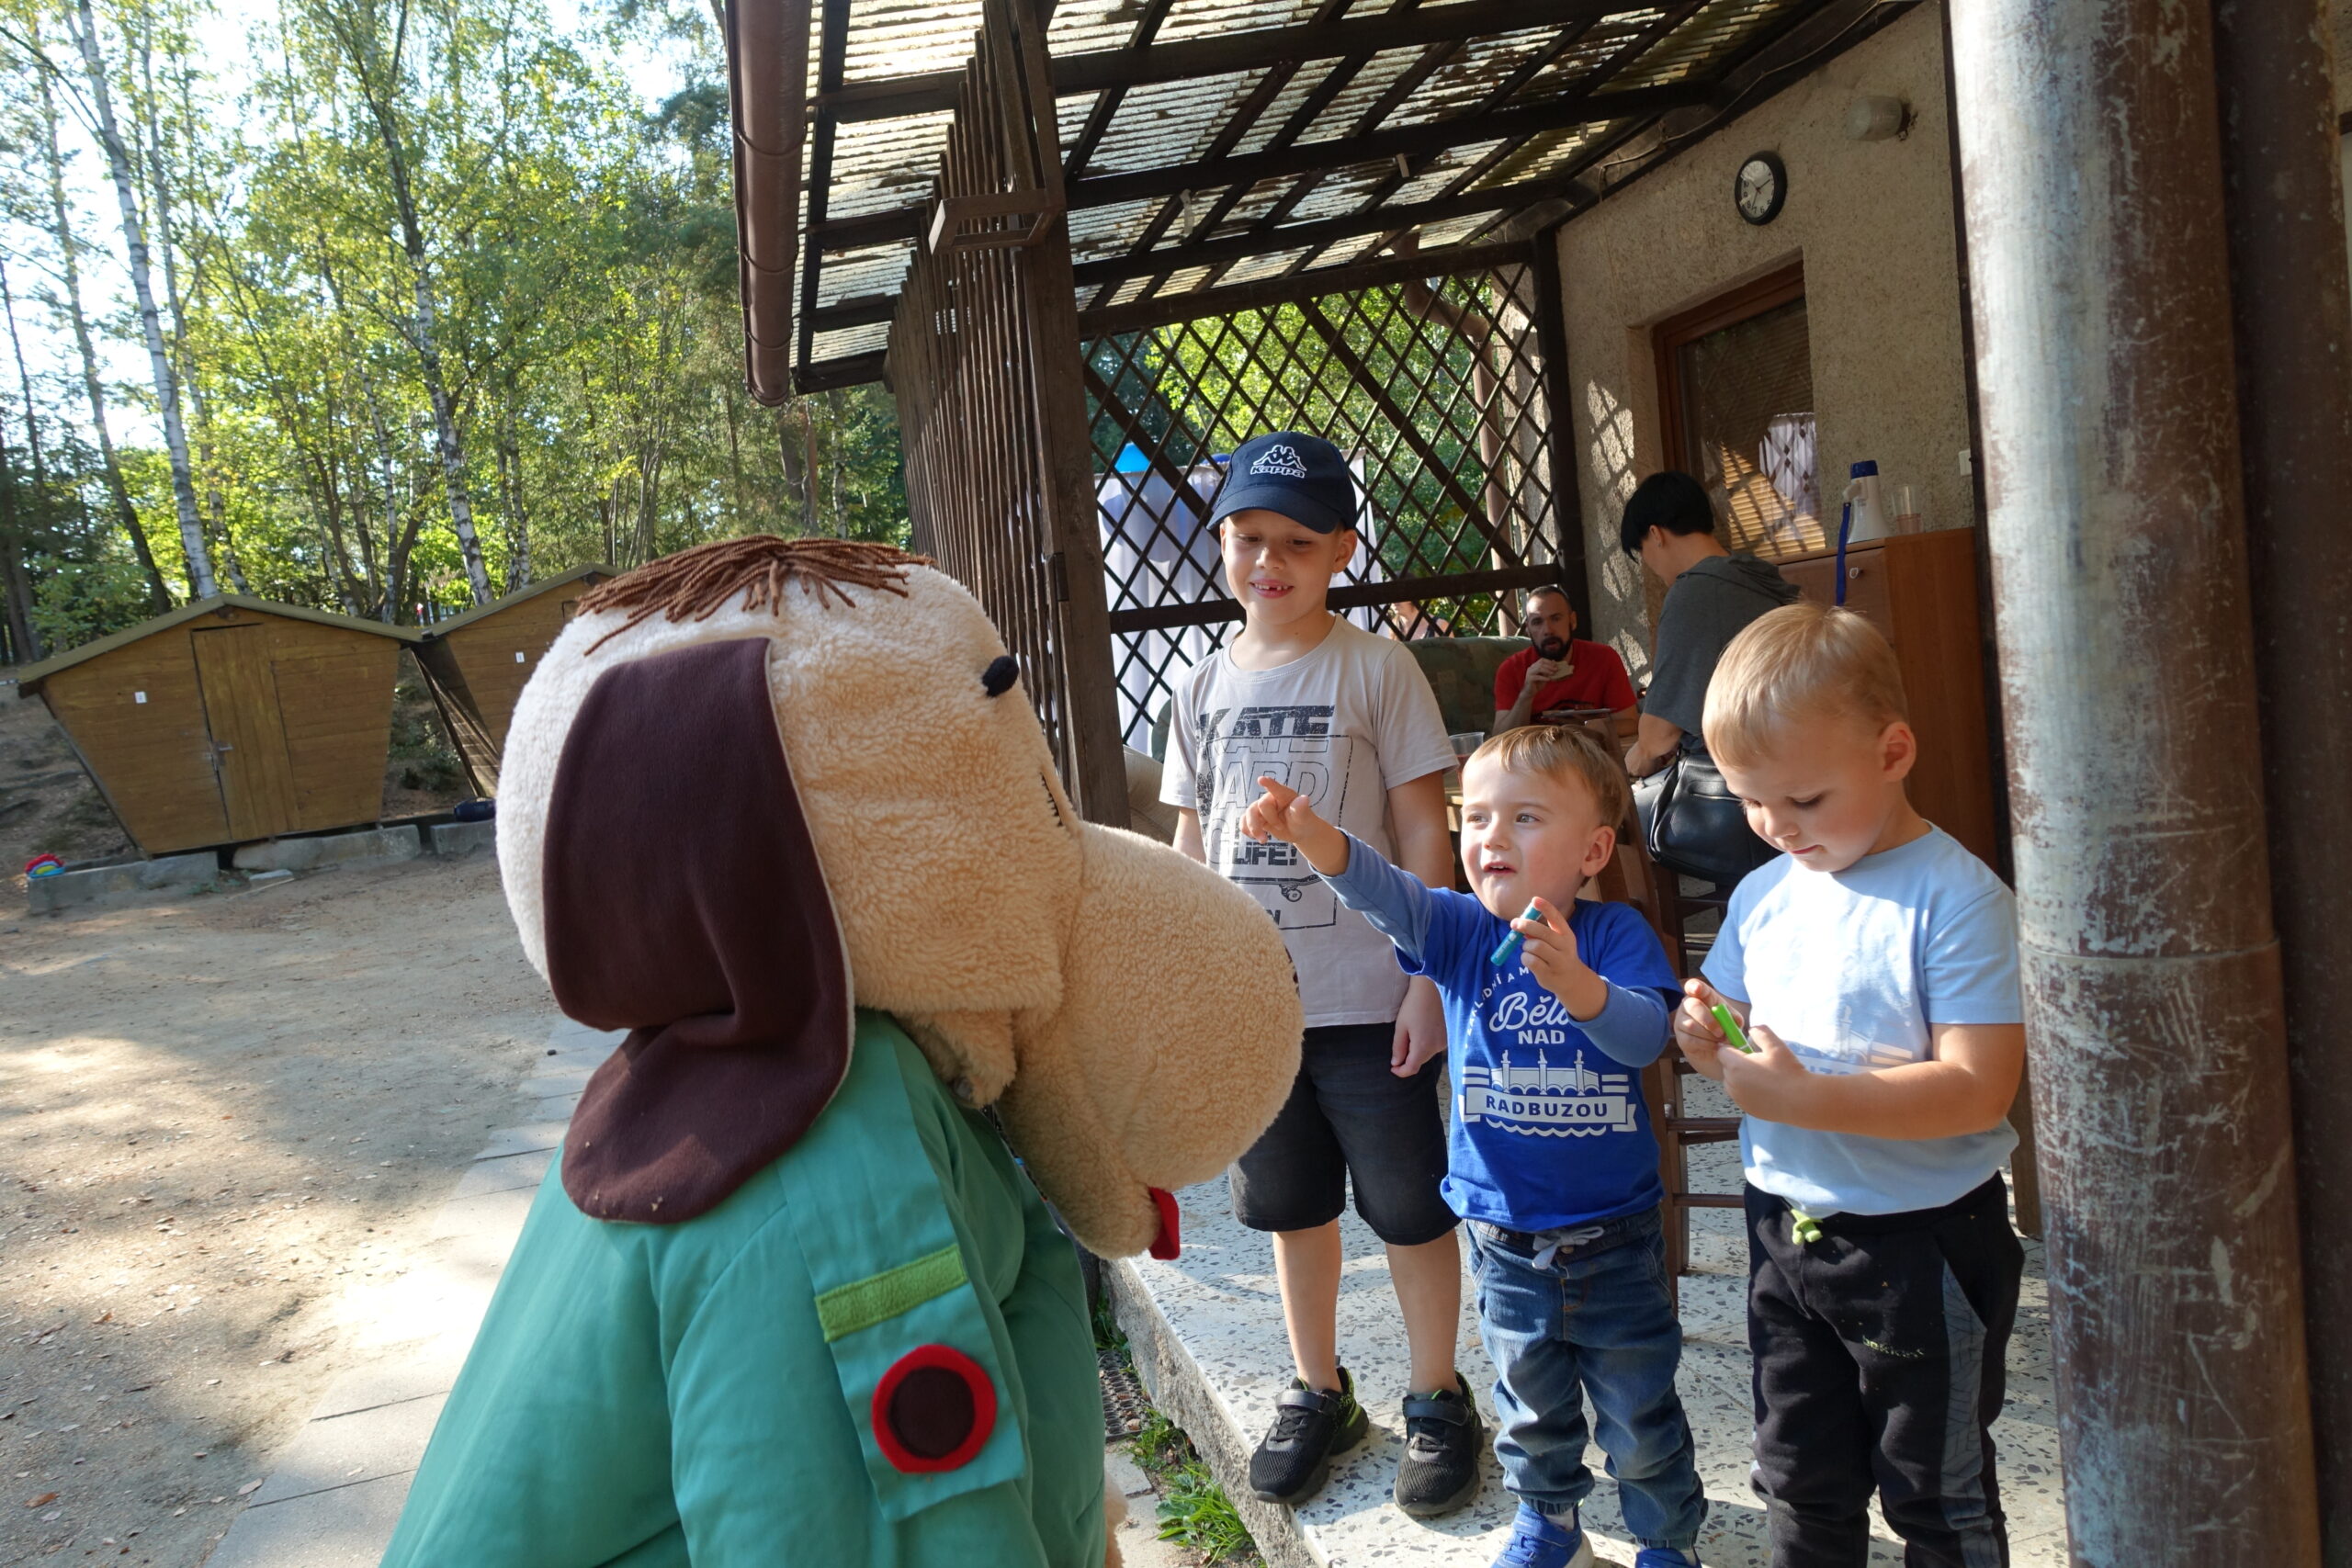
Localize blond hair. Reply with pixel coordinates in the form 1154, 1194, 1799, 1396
1703, 602, 1907, 767
1467, 723, 1633, 832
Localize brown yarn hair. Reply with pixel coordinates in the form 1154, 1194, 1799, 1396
576, 536, 934, 654
1466, 723, 1633, 833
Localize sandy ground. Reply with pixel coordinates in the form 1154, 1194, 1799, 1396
0, 854, 551, 1566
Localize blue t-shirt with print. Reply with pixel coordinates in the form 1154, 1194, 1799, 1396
1324, 836, 1680, 1233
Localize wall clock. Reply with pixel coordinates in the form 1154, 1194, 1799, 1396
1735, 152, 1787, 225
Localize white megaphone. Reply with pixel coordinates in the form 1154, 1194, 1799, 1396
1834, 460, 1889, 607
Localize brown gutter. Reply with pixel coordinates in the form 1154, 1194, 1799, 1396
726, 0, 808, 406
1947, 0, 2321, 1557
2211, 4, 2352, 1557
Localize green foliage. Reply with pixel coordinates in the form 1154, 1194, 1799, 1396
0, 0, 910, 662
1154, 1458, 1256, 1563
1126, 1406, 1259, 1565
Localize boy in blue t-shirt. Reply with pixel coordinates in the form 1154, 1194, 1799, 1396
1675, 603, 2025, 1568
1245, 724, 1705, 1568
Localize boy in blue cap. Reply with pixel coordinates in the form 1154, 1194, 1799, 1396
1160, 431, 1480, 1517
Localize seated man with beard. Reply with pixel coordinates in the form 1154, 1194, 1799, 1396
1493, 585, 1636, 735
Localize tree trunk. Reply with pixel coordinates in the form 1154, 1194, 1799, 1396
0, 417, 41, 664
64, 0, 213, 598
35, 51, 169, 612
498, 376, 529, 589
0, 257, 46, 485
332, 2, 491, 604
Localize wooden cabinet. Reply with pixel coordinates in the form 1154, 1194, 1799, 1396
1775, 528, 2000, 868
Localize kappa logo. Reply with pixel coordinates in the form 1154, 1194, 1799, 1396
1250, 444, 1309, 479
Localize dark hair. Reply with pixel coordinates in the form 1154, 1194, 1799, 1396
1617, 469, 1715, 557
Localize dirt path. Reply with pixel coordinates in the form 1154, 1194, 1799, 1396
0, 855, 552, 1566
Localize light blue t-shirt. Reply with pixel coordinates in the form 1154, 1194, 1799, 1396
1702, 826, 2021, 1216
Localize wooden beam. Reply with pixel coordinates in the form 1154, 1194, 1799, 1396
1070, 175, 1579, 287
805, 293, 898, 333
1064, 0, 1177, 177
1105, 561, 1565, 634
1068, 80, 1702, 210
819, 0, 1657, 122
1077, 238, 1531, 334
792, 348, 888, 392
1298, 301, 1498, 547
793, 0, 854, 380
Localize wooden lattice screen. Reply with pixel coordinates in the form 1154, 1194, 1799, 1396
888, 0, 1126, 825
1081, 249, 1584, 751
889, 0, 1584, 789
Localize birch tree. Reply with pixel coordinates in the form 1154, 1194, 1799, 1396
56, 0, 212, 596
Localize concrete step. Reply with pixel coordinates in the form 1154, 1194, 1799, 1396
1110, 1122, 2068, 1567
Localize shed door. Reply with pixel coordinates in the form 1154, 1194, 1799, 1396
192, 626, 300, 841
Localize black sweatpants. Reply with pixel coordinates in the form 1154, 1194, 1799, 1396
1746, 1175, 2023, 1568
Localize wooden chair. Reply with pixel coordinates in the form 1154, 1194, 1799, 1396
1575, 718, 1742, 1301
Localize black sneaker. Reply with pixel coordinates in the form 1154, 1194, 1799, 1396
1394, 1374, 1484, 1517
1249, 1367, 1370, 1504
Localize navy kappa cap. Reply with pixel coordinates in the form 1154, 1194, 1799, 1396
1209, 432, 1359, 536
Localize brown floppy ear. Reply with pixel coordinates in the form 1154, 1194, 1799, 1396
544, 637, 854, 1224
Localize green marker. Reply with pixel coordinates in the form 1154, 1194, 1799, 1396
1711, 1002, 1757, 1055
1706, 1002, 1824, 1243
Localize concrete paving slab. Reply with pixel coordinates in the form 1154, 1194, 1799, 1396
424, 819, 496, 858
424, 1182, 540, 1246
521, 1066, 594, 1097
249, 1394, 446, 1506
232, 826, 422, 874
473, 1119, 568, 1160
308, 1337, 469, 1422
205, 1472, 414, 1568
27, 850, 219, 913
525, 1090, 582, 1122
449, 1147, 552, 1200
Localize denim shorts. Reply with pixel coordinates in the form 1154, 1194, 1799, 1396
1228, 1021, 1456, 1247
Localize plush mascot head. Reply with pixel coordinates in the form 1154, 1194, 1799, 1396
495, 536, 1302, 1258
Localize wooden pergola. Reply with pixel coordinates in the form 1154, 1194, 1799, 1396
725, 0, 1917, 820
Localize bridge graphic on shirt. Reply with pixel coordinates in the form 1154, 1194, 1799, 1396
1459, 1049, 1637, 1138
1193, 702, 1351, 931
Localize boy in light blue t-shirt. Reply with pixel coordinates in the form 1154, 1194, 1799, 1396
1247, 723, 1706, 1568
1675, 603, 2025, 1568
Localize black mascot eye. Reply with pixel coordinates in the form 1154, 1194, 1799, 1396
981, 656, 1019, 697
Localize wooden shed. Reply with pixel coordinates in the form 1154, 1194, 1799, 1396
16, 596, 420, 855
412, 564, 614, 795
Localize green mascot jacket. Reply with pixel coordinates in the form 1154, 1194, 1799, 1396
379, 638, 1104, 1567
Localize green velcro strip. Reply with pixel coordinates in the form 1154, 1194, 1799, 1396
815, 1245, 968, 1342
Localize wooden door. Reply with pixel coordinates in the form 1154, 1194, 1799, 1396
192, 625, 300, 841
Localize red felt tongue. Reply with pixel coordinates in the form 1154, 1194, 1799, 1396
1147, 1188, 1182, 1260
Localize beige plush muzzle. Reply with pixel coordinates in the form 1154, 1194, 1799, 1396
498, 543, 1301, 1258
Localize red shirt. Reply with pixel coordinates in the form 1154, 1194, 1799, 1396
1494, 639, 1636, 717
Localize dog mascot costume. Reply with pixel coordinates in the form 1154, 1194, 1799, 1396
379, 538, 1302, 1568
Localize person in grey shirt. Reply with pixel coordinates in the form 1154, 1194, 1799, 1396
1618, 470, 1801, 778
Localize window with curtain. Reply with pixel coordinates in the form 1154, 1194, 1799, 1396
1655, 265, 1822, 558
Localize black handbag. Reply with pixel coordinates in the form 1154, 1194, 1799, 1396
1632, 748, 1779, 886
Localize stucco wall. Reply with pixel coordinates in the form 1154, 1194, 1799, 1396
1556, 3, 1973, 679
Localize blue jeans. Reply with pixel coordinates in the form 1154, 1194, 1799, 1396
1468, 1207, 1706, 1552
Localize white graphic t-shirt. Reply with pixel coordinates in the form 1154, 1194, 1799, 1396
1160, 618, 1455, 1028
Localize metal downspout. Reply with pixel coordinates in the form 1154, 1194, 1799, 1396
1946, 3, 2323, 1558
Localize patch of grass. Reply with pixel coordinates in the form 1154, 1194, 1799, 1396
1125, 1406, 1257, 1564
1091, 1283, 1126, 1352
1155, 1459, 1255, 1563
